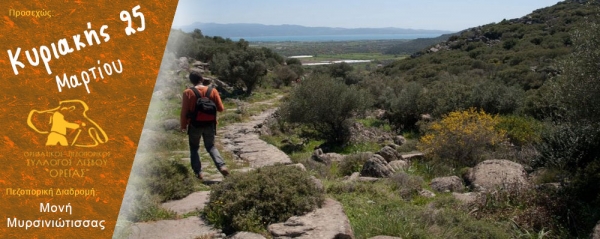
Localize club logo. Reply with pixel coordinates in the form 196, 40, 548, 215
27, 100, 108, 147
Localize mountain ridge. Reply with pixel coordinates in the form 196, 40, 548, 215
174, 22, 453, 37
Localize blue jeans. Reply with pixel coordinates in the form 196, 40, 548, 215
188, 123, 225, 174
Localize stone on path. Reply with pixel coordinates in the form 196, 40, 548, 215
400, 152, 424, 161
220, 108, 292, 168
128, 217, 218, 239
268, 198, 354, 239
161, 191, 210, 215
229, 231, 267, 239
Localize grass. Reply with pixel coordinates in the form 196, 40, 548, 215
326, 180, 514, 239
134, 203, 178, 222
217, 87, 284, 127
330, 141, 382, 155
357, 118, 393, 132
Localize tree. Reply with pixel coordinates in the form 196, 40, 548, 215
274, 65, 297, 87
165, 29, 198, 58
534, 14, 600, 235
285, 58, 302, 66
544, 14, 600, 176
383, 81, 424, 131
288, 64, 304, 79
210, 48, 268, 95
328, 62, 353, 79
191, 29, 203, 39
560, 15, 600, 123
280, 74, 372, 144
262, 47, 284, 65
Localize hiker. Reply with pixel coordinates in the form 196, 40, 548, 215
46, 108, 82, 146
180, 71, 229, 179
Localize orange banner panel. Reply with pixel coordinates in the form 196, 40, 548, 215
0, 0, 179, 238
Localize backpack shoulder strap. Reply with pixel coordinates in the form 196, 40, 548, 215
189, 86, 201, 98
205, 85, 215, 99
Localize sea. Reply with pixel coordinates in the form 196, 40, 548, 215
229, 33, 443, 42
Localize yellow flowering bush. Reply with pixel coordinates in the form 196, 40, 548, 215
418, 108, 507, 167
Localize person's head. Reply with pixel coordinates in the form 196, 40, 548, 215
189, 71, 203, 86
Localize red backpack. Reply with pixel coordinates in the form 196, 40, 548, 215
188, 85, 217, 122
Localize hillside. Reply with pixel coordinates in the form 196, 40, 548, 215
381, 0, 598, 90
175, 22, 452, 37
384, 33, 454, 55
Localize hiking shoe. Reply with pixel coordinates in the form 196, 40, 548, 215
195, 172, 203, 180
219, 167, 229, 177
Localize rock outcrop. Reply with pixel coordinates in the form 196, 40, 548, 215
229, 232, 267, 239
465, 159, 529, 192
430, 176, 465, 193
128, 217, 219, 239
377, 146, 401, 162
162, 119, 180, 131
161, 191, 210, 215
360, 154, 395, 178
452, 192, 478, 205
268, 198, 354, 239
592, 221, 600, 239
312, 150, 345, 165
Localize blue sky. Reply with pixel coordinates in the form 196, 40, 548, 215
171, 0, 562, 32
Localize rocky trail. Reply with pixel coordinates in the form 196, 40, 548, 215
127, 98, 355, 239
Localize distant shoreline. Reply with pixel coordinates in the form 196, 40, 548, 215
229, 33, 442, 42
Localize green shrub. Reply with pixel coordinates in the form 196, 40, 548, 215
470, 184, 569, 238
417, 76, 474, 118
279, 74, 372, 144
339, 152, 372, 176
395, 138, 418, 153
204, 165, 325, 234
285, 58, 302, 65
470, 80, 524, 115
383, 81, 424, 131
408, 159, 458, 181
274, 65, 298, 86
388, 172, 424, 200
560, 15, 600, 122
120, 186, 178, 223
141, 158, 195, 202
536, 123, 600, 173
496, 115, 544, 147
328, 62, 354, 79
130, 194, 177, 222
121, 157, 193, 222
